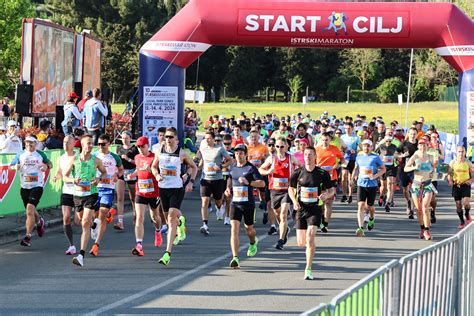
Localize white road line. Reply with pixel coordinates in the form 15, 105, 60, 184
86, 233, 271, 315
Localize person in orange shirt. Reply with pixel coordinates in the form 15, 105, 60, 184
316, 132, 345, 232
247, 130, 269, 168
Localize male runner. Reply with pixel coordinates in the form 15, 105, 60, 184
340, 122, 361, 204
259, 137, 300, 250
225, 144, 265, 269
352, 140, 386, 237
289, 146, 335, 280
222, 134, 235, 225
376, 135, 398, 212
397, 128, 418, 218
10, 135, 52, 247
151, 127, 197, 266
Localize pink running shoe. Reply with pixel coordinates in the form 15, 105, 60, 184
155, 230, 163, 247
132, 243, 144, 256
37, 218, 45, 237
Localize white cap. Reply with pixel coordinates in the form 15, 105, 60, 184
362, 139, 373, 146
7, 120, 17, 127
25, 136, 37, 143
0, 125, 6, 130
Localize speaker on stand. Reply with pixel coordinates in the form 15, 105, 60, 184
15, 84, 33, 116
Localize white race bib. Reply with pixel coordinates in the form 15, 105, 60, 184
383, 156, 394, 166
24, 172, 39, 188
273, 177, 289, 189
204, 162, 218, 176
360, 167, 373, 179
138, 179, 155, 193
232, 186, 249, 202
300, 187, 319, 203
74, 181, 91, 197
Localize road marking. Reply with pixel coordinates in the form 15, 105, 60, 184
86, 232, 271, 315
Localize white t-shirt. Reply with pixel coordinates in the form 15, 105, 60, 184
1, 135, 23, 154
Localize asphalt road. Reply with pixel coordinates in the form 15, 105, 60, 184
0, 183, 461, 315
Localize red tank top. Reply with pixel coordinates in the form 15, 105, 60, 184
269, 154, 291, 191
231, 136, 245, 147
134, 153, 160, 198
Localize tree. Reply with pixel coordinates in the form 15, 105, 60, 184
0, 0, 35, 96
339, 49, 382, 90
288, 75, 303, 102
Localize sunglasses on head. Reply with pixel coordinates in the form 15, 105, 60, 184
165, 135, 174, 139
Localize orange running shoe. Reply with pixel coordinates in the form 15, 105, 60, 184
106, 208, 117, 224
132, 243, 144, 256
155, 230, 163, 247
89, 243, 99, 256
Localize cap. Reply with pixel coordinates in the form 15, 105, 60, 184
25, 136, 37, 143
299, 138, 309, 144
85, 90, 93, 97
136, 136, 149, 146
7, 120, 17, 127
395, 126, 403, 131
418, 139, 428, 145
362, 139, 373, 146
68, 91, 80, 99
121, 130, 132, 137
234, 144, 247, 152
384, 135, 393, 141
0, 125, 6, 131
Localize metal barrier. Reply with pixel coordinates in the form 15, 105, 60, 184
302, 222, 474, 316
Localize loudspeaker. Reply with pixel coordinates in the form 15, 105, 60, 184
55, 105, 64, 131
15, 84, 33, 116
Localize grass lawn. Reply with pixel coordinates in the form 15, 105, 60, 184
112, 101, 459, 134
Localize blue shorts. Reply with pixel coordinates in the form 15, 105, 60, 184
96, 188, 115, 209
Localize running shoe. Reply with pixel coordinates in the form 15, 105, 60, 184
458, 223, 465, 229
20, 236, 31, 247
367, 219, 375, 231
267, 226, 278, 235
177, 216, 186, 242
200, 223, 210, 235
229, 256, 240, 269
283, 227, 291, 244
208, 205, 214, 214
159, 252, 171, 266
155, 230, 163, 247
347, 196, 352, 204
89, 243, 99, 256
91, 218, 101, 240
419, 229, 425, 239
320, 223, 328, 233
216, 207, 224, 221
113, 222, 124, 231
224, 217, 231, 225
72, 254, 84, 267
385, 203, 391, 213
356, 227, 365, 237
304, 269, 314, 280
161, 224, 168, 235
65, 245, 76, 255
423, 230, 432, 241
106, 208, 117, 224
262, 210, 269, 225
247, 237, 258, 257
275, 239, 284, 250
341, 195, 347, 203
36, 218, 45, 237
132, 243, 144, 256
378, 196, 384, 207
363, 214, 369, 225
430, 209, 437, 224
466, 213, 472, 225
408, 210, 415, 220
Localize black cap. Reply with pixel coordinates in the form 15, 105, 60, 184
234, 144, 247, 152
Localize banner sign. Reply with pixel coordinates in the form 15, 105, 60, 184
142, 86, 178, 145
467, 91, 474, 145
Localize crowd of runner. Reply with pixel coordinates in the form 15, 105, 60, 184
9, 111, 473, 280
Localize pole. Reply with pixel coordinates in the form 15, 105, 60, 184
405, 49, 414, 129
193, 57, 200, 109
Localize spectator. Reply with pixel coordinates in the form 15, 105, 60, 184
1, 97, 10, 117
83, 88, 108, 145
0, 125, 6, 148
37, 120, 62, 150
73, 127, 85, 149
61, 92, 82, 135
77, 90, 92, 112
0, 120, 22, 153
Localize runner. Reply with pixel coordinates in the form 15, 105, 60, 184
351, 140, 386, 237
404, 138, 438, 240
130, 136, 162, 256
375, 135, 398, 212
295, 123, 314, 147
225, 144, 265, 269
259, 137, 300, 250
52, 135, 77, 254
397, 128, 418, 219
10, 135, 52, 247
222, 134, 236, 225
448, 146, 473, 229
315, 132, 344, 232
198, 131, 232, 235
288, 146, 335, 280
151, 127, 197, 266
68, 135, 107, 267
90, 134, 124, 256
263, 138, 277, 232
115, 130, 139, 230
427, 133, 445, 224
340, 122, 361, 204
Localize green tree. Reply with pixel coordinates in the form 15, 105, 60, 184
288, 75, 303, 102
0, 0, 35, 96
339, 49, 382, 90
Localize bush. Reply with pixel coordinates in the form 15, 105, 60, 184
350, 90, 378, 102
376, 77, 407, 103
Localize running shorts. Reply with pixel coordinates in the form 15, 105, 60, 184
20, 187, 43, 208
357, 186, 377, 206
452, 184, 471, 201
270, 190, 292, 210
74, 193, 99, 211
135, 195, 160, 209
160, 188, 185, 211
230, 204, 256, 226
61, 193, 75, 208
295, 205, 322, 230
200, 179, 225, 200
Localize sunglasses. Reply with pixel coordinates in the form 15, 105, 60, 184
223, 142, 232, 146
335, 132, 342, 135
267, 144, 275, 147
98, 142, 108, 146
275, 145, 285, 148
165, 135, 175, 139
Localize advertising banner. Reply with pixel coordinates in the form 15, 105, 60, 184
82, 35, 101, 96
467, 91, 474, 145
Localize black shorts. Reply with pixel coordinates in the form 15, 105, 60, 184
295, 205, 322, 230
61, 193, 75, 208
20, 187, 43, 208
200, 179, 225, 200
382, 167, 397, 180
73, 193, 99, 211
135, 195, 160, 209
160, 188, 185, 211
357, 186, 377, 205
452, 184, 471, 201
230, 204, 255, 226
343, 160, 356, 173
400, 170, 414, 187
270, 190, 292, 210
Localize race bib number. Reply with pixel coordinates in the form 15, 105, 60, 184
161, 165, 177, 177
100, 175, 113, 184
300, 187, 319, 203
273, 177, 289, 189
233, 186, 249, 202
205, 162, 218, 176
24, 172, 39, 184
360, 167, 373, 178
383, 156, 394, 166
124, 169, 137, 181
138, 179, 155, 193
321, 166, 334, 172
250, 159, 262, 167
75, 181, 91, 196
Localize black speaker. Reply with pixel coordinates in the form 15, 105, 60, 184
55, 105, 64, 131
15, 84, 33, 116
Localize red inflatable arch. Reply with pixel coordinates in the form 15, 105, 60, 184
138, 0, 474, 144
